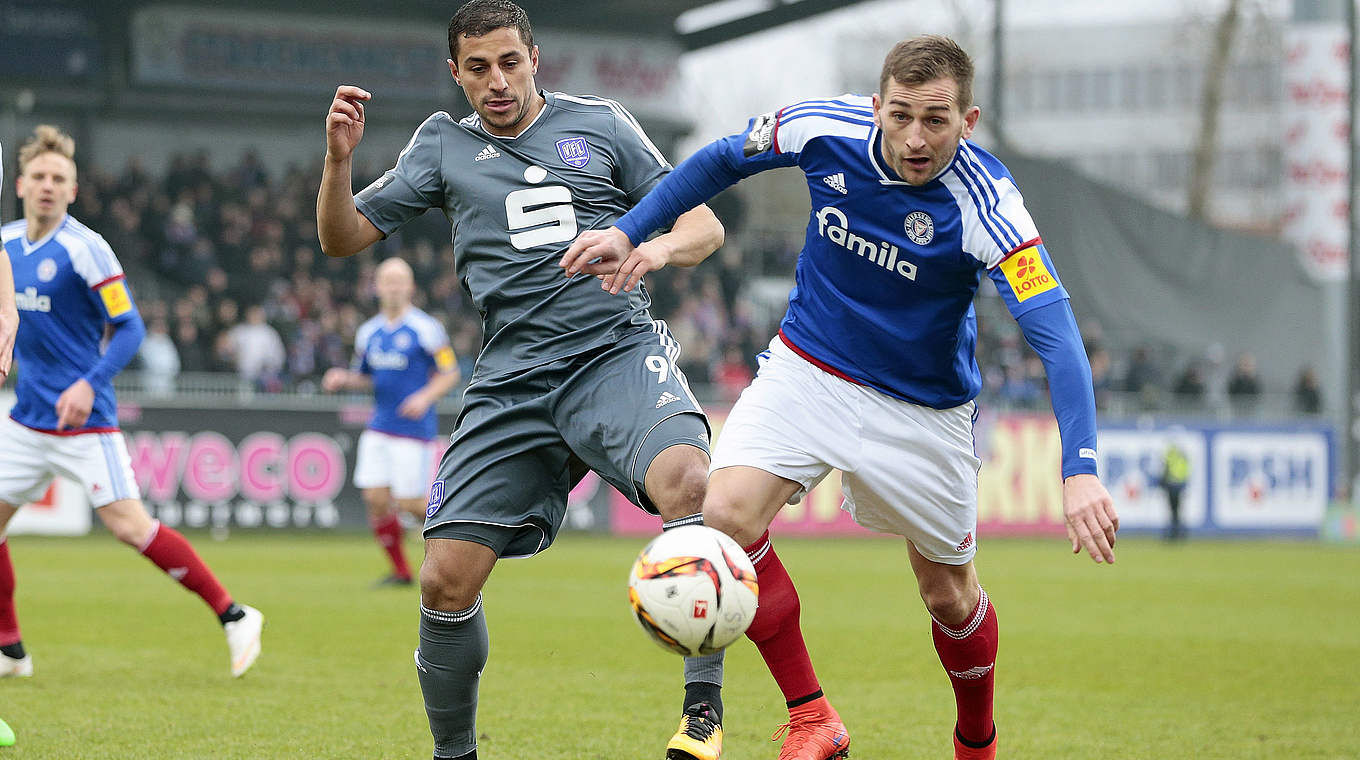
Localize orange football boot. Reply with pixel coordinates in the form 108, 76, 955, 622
770, 696, 850, 760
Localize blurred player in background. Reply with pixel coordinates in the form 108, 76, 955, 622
322, 256, 460, 587
0, 126, 263, 679
565, 35, 1119, 760
315, 2, 724, 758
1, 140, 17, 379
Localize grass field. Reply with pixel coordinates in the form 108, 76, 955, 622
0, 532, 1357, 759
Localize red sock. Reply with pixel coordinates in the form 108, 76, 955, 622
743, 532, 821, 704
139, 521, 233, 615
371, 514, 411, 580
0, 538, 19, 647
932, 586, 998, 745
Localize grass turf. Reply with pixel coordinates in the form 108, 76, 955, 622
0, 533, 1356, 758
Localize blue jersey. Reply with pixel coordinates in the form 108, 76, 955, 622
353, 307, 454, 440
726, 95, 1069, 408
3, 215, 143, 433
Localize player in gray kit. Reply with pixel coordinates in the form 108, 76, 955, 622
316, 2, 726, 758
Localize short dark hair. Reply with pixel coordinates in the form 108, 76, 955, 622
448, 0, 534, 62
879, 35, 974, 112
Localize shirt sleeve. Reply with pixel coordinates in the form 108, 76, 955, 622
68, 230, 139, 325
414, 317, 457, 374
986, 240, 1070, 319
1014, 300, 1099, 478
615, 109, 803, 245
354, 112, 449, 236
603, 100, 673, 205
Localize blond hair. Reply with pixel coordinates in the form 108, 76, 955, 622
18, 125, 77, 174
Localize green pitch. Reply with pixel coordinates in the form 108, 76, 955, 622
0, 533, 1356, 759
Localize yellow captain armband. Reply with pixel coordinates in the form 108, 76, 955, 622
98, 279, 133, 317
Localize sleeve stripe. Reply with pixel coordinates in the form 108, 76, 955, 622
60, 223, 115, 279
58, 227, 118, 283
987, 236, 1044, 270
553, 93, 668, 166
398, 112, 451, 161
67, 220, 123, 277
89, 273, 126, 291
954, 152, 1020, 249
774, 111, 874, 155
780, 101, 874, 121
959, 145, 1024, 244
949, 165, 1013, 253
951, 154, 1024, 251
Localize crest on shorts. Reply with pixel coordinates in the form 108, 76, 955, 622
556, 137, 591, 168
904, 211, 935, 245
37, 258, 58, 282
426, 480, 445, 518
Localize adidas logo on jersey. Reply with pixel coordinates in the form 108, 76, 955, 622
815, 206, 919, 281
15, 286, 52, 313
655, 392, 681, 408
823, 172, 847, 194
474, 144, 501, 161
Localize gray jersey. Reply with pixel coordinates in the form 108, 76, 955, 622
356, 92, 673, 378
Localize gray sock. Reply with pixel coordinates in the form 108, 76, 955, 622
417, 595, 489, 759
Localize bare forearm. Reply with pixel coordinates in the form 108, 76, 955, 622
317, 155, 372, 257
651, 205, 724, 268
420, 370, 461, 403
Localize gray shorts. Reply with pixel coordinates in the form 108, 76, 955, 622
423, 325, 710, 558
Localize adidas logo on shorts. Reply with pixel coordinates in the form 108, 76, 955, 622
655, 392, 681, 408
474, 144, 501, 161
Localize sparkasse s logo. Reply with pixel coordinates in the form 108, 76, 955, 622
999, 246, 1057, 302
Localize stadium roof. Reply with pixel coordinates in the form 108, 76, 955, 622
101, 0, 868, 49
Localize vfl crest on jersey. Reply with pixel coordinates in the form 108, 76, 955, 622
37, 258, 58, 282
904, 211, 935, 245
556, 137, 591, 168
743, 112, 777, 157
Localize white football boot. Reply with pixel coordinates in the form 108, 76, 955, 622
0, 652, 32, 678
224, 605, 263, 677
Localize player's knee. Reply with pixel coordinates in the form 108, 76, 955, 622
918, 582, 976, 627
701, 494, 763, 547
651, 462, 707, 520
419, 553, 484, 611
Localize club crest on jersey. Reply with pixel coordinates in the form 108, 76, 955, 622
743, 112, 776, 157
904, 211, 935, 245
37, 258, 58, 282
394, 332, 412, 350
556, 137, 591, 168
426, 480, 446, 518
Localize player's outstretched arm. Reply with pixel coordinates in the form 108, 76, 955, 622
0, 249, 17, 379
318, 85, 383, 258
321, 367, 372, 392
561, 205, 724, 294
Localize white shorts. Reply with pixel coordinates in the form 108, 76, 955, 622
352, 430, 441, 500
0, 416, 140, 509
710, 337, 982, 564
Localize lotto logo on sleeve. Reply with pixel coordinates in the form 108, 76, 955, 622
999, 247, 1058, 302
99, 280, 133, 317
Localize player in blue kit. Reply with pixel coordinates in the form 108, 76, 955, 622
323, 257, 460, 586
564, 36, 1119, 760
0, 141, 16, 380
0, 126, 263, 679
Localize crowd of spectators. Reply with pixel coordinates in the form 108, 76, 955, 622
25, 149, 1325, 418
62, 150, 770, 399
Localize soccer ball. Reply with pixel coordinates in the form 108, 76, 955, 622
628, 525, 759, 657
